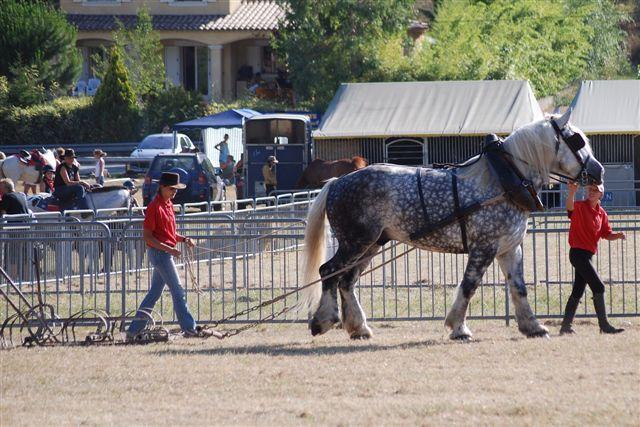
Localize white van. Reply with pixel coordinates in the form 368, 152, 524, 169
127, 133, 196, 174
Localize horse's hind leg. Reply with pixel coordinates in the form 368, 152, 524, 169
310, 248, 350, 336
310, 242, 379, 337
445, 247, 496, 340
497, 246, 549, 338
338, 245, 381, 340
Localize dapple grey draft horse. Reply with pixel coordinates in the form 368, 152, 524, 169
298, 110, 604, 340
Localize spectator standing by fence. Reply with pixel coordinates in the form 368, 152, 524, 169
234, 153, 245, 200
93, 149, 107, 185
262, 156, 278, 196
127, 172, 218, 340
214, 134, 230, 166
220, 154, 236, 185
560, 182, 626, 335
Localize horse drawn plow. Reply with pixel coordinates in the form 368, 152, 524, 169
0, 254, 169, 348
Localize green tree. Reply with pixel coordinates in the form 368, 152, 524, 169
273, 0, 415, 108
144, 86, 206, 134
92, 48, 141, 141
417, 0, 595, 97
0, 0, 80, 100
567, 0, 633, 79
93, 8, 165, 100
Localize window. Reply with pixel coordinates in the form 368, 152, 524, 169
181, 46, 209, 96
139, 135, 173, 150
385, 138, 425, 166
262, 46, 281, 74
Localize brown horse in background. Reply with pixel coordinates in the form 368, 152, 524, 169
295, 156, 368, 189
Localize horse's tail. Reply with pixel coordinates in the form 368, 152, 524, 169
295, 178, 336, 316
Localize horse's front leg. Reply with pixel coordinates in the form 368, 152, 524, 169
497, 246, 549, 338
445, 248, 496, 340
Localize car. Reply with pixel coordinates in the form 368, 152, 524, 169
142, 153, 225, 209
127, 133, 197, 175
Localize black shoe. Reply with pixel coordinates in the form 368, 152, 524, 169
559, 325, 576, 335
600, 324, 624, 334
560, 296, 580, 336
593, 293, 624, 334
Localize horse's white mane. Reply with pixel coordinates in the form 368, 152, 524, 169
458, 117, 592, 189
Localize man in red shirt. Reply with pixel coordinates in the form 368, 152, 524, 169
127, 172, 219, 340
560, 182, 625, 335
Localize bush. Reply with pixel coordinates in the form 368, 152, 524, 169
143, 86, 206, 134
0, 97, 101, 145
0, 76, 8, 107
6, 65, 46, 107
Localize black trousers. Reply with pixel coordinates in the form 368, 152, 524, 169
569, 248, 606, 300
265, 184, 276, 197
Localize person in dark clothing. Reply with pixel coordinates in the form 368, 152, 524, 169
0, 178, 29, 216
54, 149, 90, 210
560, 182, 626, 335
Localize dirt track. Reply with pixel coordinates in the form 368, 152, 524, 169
2, 319, 638, 426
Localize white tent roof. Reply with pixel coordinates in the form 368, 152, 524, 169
569, 80, 640, 134
313, 80, 543, 139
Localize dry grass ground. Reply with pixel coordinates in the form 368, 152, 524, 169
2, 319, 639, 426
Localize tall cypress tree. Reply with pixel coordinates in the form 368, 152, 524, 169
92, 48, 141, 142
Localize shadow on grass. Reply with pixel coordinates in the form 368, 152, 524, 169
152, 337, 481, 357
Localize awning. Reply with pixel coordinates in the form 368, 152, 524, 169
173, 109, 260, 130
313, 80, 544, 138
569, 80, 640, 134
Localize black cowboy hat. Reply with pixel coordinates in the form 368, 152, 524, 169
155, 172, 186, 189
62, 148, 77, 159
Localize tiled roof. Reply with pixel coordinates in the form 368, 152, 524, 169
67, 0, 284, 32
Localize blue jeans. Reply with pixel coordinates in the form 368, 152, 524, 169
127, 247, 196, 335
54, 185, 87, 209
54, 184, 85, 201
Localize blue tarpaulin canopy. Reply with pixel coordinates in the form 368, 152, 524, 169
173, 108, 260, 130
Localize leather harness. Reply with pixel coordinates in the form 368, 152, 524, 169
412, 134, 544, 251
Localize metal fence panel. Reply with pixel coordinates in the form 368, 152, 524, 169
2, 206, 639, 328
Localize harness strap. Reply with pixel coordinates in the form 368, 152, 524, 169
415, 168, 430, 224
500, 150, 544, 211
412, 168, 505, 249
451, 170, 468, 253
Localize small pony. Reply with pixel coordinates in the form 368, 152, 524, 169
295, 156, 368, 189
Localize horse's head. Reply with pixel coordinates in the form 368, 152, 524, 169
547, 108, 604, 186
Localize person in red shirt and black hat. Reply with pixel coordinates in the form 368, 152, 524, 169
560, 182, 625, 335
127, 172, 219, 340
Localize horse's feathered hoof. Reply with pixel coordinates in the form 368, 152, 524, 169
527, 331, 551, 339
450, 334, 472, 342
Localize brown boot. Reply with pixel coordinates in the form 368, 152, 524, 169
560, 296, 580, 335
593, 293, 624, 334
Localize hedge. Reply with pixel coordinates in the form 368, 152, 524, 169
0, 97, 109, 145
0, 94, 315, 146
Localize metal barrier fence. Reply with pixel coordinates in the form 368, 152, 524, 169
1, 203, 639, 328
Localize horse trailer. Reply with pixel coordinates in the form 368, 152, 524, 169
243, 114, 312, 198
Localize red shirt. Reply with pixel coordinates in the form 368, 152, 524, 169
568, 200, 612, 254
144, 195, 177, 248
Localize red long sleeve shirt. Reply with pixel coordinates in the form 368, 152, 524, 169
568, 200, 612, 254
